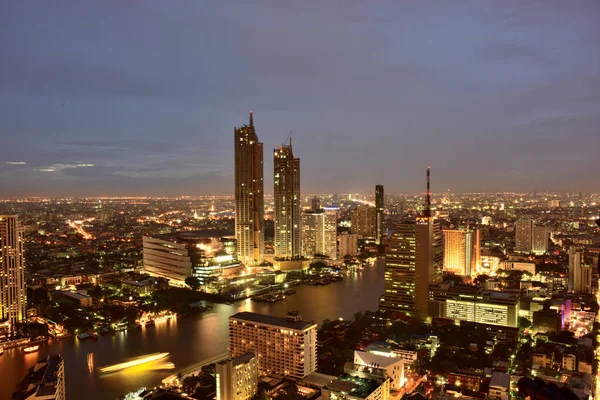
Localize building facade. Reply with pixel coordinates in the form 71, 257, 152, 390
216, 353, 259, 400
515, 220, 548, 254
0, 215, 26, 333
13, 354, 65, 400
234, 112, 265, 266
302, 207, 337, 259
338, 232, 358, 258
375, 185, 385, 244
229, 312, 317, 381
273, 140, 301, 259
351, 205, 376, 238
443, 229, 480, 276
568, 247, 592, 294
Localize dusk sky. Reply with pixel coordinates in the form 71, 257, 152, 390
1, 1, 598, 197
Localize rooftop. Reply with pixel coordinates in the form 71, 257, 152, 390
327, 374, 381, 399
230, 312, 316, 331
150, 230, 234, 242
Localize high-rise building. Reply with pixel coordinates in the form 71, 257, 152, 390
302, 206, 337, 259
311, 196, 321, 211
375, 185, 385, 244
351, 205, 376, 238
568, 247, 592, 294
443, 229, 480, 276
229, 312, 317, 381
216, 353, 259, 400
234, 112, 264, 266
13, 354, 65, 400
273, 139, 301, 258
0, 215, 26, 333
379, 167, 443, 318
338, 232, 358, 258
514, 220, 548, 254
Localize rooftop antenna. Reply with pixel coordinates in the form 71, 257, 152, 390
424, 166, 431, 218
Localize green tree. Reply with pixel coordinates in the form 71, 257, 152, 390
185, 276, 201, 291
518, 317, 532, 330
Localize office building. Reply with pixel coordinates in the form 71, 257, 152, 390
428, 282, 520, 328
500, 261, 536, 275
568, 247, 592, 294
234, 112, 265, 266
379, 167, 443, 318
302, 206, 337, 259
322, 374, 390, 400
375, 185, 385, 244
515, 220, 548, 254
443, 229, 480, 276
229, 312, 317, 381
216, 353, 259, 400
273, 139, 301, 259
0, 215, 26, 334
338, 232, 358, 258
143, 231, 240, 286
13, 354, 65, 400
351, 205, 376, 238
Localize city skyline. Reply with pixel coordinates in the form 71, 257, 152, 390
1, 1, 599, 196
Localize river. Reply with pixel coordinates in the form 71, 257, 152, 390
1, 260, 384, 400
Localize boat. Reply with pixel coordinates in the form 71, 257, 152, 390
23, 345, 39, 353
145, 320, 155, 327
77, 332, 89, 340
87, 353, 94, 372
87, 330, 99, 340
99, 352, 170, 373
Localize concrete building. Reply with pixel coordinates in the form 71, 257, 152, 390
568, 247, 592, 294
500, 261, 536, 275
229, 312, 317, 381
562, 353, 577, 372
443, 229, 480, 276
121, 279, 154, 296
0, 215, 26, 334
532, 308, 563, 334
515, 220, 548, 254
380, 167, 442, 319
234, 112, 265, 266
322, 374, 390, 400
216, 353, 259, 400
61, 291, 93, 307
351, 205, 376, 238
352, 350, 404, 390
488, 372, 510, 400
143, 231, 239, 286
375, 185, 385, 245
13, 354, 65, 400
338, 232, 358, 258
273, 139, 301, 259
429, 282, 520, 328
302, 206, 337, 259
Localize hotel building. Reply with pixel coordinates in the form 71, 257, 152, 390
302, 206, 338, 259
443, 228, 480, 276
351, 205, 376, 238
228, 312, 317, 381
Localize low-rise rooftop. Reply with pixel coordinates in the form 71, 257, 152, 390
230, 312, 316, 331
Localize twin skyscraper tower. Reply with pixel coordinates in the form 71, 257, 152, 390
234, 112, 301, 266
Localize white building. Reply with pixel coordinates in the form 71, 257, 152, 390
562, 353, 577, 371
0, 215, 26, 334
302, 207, 337, 259
322, 374, 390, 400
229, 312, 317, 381
488, 372, 510, 400
353, 351, 404, 389
568, 247, 592, 294
216, 353, 258, 400
500, 261, 535, 275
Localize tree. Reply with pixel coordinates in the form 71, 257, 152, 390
518, 317, 532, 330
185, 276, 201, 291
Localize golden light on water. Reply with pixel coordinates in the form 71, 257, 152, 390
99, 352, 170, 373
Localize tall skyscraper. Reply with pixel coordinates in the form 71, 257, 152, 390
568, 247, 592, 294
351, 205, 376, 238
234, 112, 264, 266
443, 229, 480, 276
375, 184, 385, 244
379, 167, 443, 318
302, 205, 337, 259
273, 139, 301, 258
515, 220, 548, 254
0, 215, 26, 334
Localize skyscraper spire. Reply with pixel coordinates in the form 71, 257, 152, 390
249, 111, 254, 127
424, 166, 431, 218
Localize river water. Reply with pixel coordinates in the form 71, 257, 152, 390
1, 261, 384, 400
